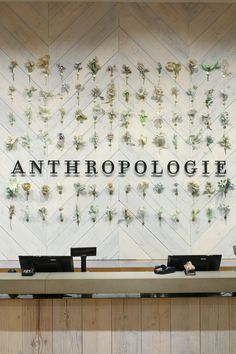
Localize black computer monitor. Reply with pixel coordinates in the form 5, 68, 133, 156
71, 247, 97, 272
167, 255, 222, 271
19, 256, 74, 273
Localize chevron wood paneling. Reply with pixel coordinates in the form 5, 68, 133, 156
0, 2, 236, 261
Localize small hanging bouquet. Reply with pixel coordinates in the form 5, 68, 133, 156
153, 183, 165, 195
188, 181, 200, 198
57, 182, 63, 196
120, 110, 132, 129
37, 54, 50, 80
172, 134, 178, 150
5, 135, 18, 151
38, 207, 47, 222
91, 86, 103, 102
56, 133, 65, 151
119, 208, 133, 227
75, 84, 84, 104
136, 87, 148, 102
105, 207, 117, 224
186, 130, 202, 150
156, 62, 162, 82
6, 178, 19, 199
38, 106, 50, 123
74, 204, 81, 225
219, 204, 230, 224
88, 184, 98, 200
206, 135, 214, 151
8, 85, 16, 103
125, 184, 132, 199
187, 109, 197, 126
8, 205, 15, 229
151, 86, 164, 110
217, 178, 234, 197
22, 182, 31, 200
75, 109, 87, 124
157, 207, 164, 226
137, 181, 149, 198
90, 132, 99, 150
188, 59, 198, 75
201, 62, 220, 81
59, 107, 66, 124
24, 86, 37, 102
59, 82, 70, 99
201, 112, 212, 130
123, 89, 130, 103
219, 90, 229, 107
74, 62, 82, 80
24, 60, 35, 82
73, 134, 85, 151
137, 62, 149, 84
21, 134, 31, 149
74, 182, 86, 198
218, 134, 231, 154
205, 89, 214, 109
206, 207, 215, 224
57, 64, 66, 80
138, 134, 147, 148
191, 208, 200, 222
41, 184, 50, 198
8, 112, 15, 126
107, 182, 115, 196
87, 57, 101, 81
58, 207, 64, 222
38, 130, 51, 154
139, 110, 148, 127
137, 206, 146, 226
9, 60, 18, 81
171, 87, 179, 105
203, 182, 215, 198
153, 132, 167, 150
106, 64, 116, 77
106, 80, 116, 106
122, 131, 135, 146
220, 59, 231, 78
173, 182, 179, 197
172, 112, 183, 127
24, 205, 30, 223
122, 64, 132, 84
219, 111, 229, 129
24, 107, 33, 126
39, 90, 53, 105
107, 109, 117, 128
89, 205, 98, 222
186, 86, 197, 104
165, 62, 181, 80
171, 209, 180, 223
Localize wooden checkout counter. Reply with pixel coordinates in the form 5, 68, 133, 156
0, 268, 236, 354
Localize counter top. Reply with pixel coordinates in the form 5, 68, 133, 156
0, 271, 236, 295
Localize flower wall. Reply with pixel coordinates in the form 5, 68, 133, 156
0, 2, 236, 260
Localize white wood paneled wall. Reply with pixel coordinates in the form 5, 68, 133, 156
0, 2, 236, 261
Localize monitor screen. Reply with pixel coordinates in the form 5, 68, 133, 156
19, 256, 74, 273
167, 255, 222, 271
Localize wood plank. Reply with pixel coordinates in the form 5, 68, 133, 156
39, 299, 53, 354
0, 299, 23, 354
112, 299, 141, 354
52, 299, 82, 354
201, 297, 230, 354
82, 298, 112, 354
141, 298, 171, 354
171, 298, 200, 354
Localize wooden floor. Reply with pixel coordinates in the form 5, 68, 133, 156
0, 297, 235, 354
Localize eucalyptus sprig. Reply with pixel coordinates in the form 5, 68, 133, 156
186, 130, 202, 150
165, 62, 181, 80
122, 64, 132, 85
217, 178, 234, 197
203, 182, 215, 198
218, 134, 231, 154
137, 62, 149, 84
201, 62, 220, 81
87, 57, 101, 81
206, 135, 214, 151
90, 132, 99, 150
188, 181, 200, 198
